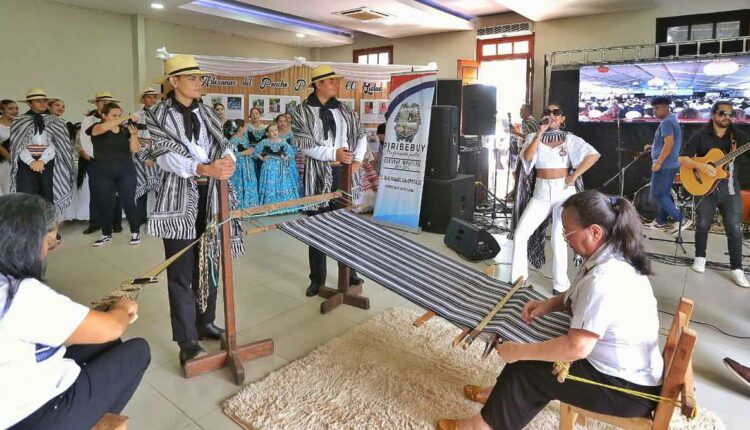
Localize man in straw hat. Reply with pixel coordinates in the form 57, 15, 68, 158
145, 54, 243, 365
291, 64, 367, 297
132, 87, 162, 233
80, 91, 123, 235
9, 88, 75, 218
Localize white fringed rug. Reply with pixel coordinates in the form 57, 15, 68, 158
223, 308, 724, 430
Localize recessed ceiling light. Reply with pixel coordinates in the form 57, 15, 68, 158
296, 33, 306, 38
151, 2, 165, 9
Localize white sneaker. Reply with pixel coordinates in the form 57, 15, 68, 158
129, 232, 141, 245
731, 269, 750, 288
670, 218, 693, 236
644, 220, 668, 231
692, 257, 706, 273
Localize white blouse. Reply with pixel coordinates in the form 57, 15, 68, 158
521, 132, 599, 174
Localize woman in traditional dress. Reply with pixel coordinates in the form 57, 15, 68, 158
275, 113, 301, 194
255, 122, 300, 213
224, 119, 258, 210
0, 99, 19, 195
246, 106, 266, 178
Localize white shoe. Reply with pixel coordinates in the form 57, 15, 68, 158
644, 220, 668, 231
93, 235, 112, 247
129, 232, 141, 245
670, 218, 692, 236
692, 257, 706, 273
731, 269, 750, 288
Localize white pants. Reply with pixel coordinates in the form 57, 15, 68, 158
511, 178, 575, 292
0, 161, 10, 196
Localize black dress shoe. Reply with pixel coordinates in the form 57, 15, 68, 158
178, 342, 207, 365
112, 225, 123, 233
196, 323, 224, 341
306, 283, 321, 297
83, 226, 99, 235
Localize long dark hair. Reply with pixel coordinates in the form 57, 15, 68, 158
0, 194, 58, 311
562, 190, 652, 275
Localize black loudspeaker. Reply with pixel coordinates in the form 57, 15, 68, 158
462, 84, 497, 136
420, 174, 475, 234
444, 218, 501, 261
425, 105, 459, 179
433, 79, 462, 121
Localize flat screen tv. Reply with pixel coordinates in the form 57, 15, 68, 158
578, 55, 750, 124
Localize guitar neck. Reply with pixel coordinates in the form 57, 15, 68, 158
717, 140, 750, 167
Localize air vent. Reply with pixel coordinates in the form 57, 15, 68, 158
477, 22, 532, 39
335, 7, 391, 21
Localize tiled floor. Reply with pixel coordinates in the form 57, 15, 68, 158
47, 216, 750, 429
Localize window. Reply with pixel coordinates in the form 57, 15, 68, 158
476, 35, 534, 61
353, 46, 393, 65
657, 10, 748, 43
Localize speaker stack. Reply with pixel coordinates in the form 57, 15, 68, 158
420, 105, 474, 234
444, 217, 501, 261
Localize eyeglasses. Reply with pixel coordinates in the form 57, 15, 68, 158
543, 108, 564, 117
715, 111, 733, 118
562, 228, 581, 243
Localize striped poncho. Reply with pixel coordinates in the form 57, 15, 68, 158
9, 113, 75, 217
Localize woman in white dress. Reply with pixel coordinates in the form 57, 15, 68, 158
0, 99, 19, 195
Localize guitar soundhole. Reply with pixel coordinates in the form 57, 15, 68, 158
692, 169, 702, 184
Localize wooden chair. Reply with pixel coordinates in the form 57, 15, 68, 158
559, 297, 697, 430
91, 413, 128, 430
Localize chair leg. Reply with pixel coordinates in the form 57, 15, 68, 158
559, 403, 579, 430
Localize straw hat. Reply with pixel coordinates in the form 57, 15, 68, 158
154, 54, 211, 84
88, 91, 121, 104
309, 64, 343, 87
139, 86, 162, 101
17, 88, 51, 102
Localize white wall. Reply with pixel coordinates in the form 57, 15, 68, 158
0, 0, 312, 120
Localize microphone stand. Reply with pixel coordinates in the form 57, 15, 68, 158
599, 150, 648, 193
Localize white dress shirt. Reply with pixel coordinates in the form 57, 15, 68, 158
301, 107, 367, 163
79, 114, 98, 158
19, 131, 56, 165
156, 106, 234, 179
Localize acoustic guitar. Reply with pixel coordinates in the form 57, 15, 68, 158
680, 141, 750, 196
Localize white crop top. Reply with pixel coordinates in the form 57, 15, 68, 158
521, 132, 599, 174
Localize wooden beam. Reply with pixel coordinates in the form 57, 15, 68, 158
462, 277, 525, 349
228, 192, 342, 219
413, 310, 436, 327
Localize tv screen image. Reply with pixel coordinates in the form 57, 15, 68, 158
578, 55, 750, 124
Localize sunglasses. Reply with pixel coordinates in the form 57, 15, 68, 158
715, 110, 733, 118
543, 108, 564, 116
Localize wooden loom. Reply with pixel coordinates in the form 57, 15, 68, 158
93, 182, 343, 384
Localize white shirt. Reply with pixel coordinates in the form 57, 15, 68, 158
156, 106, 234, 179
79, 113, 98, 158
564, 246, 664, 386
521, 132, 599, 175
0, 277, 89, 428
301, 107, 367, 163
0, 123, 9, 143
19, 130, 56, 165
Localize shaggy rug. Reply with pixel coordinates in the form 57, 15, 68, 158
223, 308, 724, 430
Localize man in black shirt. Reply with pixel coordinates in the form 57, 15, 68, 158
679, 101, 749, 287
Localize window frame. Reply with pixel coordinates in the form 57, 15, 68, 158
656, 10, 749, 43
476, 34, 534, 62
353, 45, 394, 65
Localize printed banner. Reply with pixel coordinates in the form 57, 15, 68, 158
372, 71, 437, 231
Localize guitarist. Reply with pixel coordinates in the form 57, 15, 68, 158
643, 96, 690, 233
679, 101, 750, 287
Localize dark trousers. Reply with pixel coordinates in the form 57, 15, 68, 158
16, 159, 54, 203
135, 194, 148, 231
695, 180, 743, 269
481, 360, 659, 430
163, 184, 218, 345
650, 167, 682, 224
306, 166, 358, 286
12, 338, 150, 430
89, 193, 122, 230
90, 159, 139, 235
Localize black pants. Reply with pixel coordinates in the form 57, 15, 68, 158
135, 193, 148, 231
90, 159, 139, 235
163, 183, 218, 345
16, 159, 54, 202
481, 360, 659, 430
12, 338, 150, 430
306, 166, 359, 286
695, 180, 743, 270
89, 193, 122, 230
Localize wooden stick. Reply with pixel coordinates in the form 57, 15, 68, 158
452, 328, 471, 348
462, 276, 525, 349
227, 192, 342, 219
413, 310, 436, 327
481, 333, 499, 360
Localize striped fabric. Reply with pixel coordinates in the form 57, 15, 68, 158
279, 209, 571, 344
